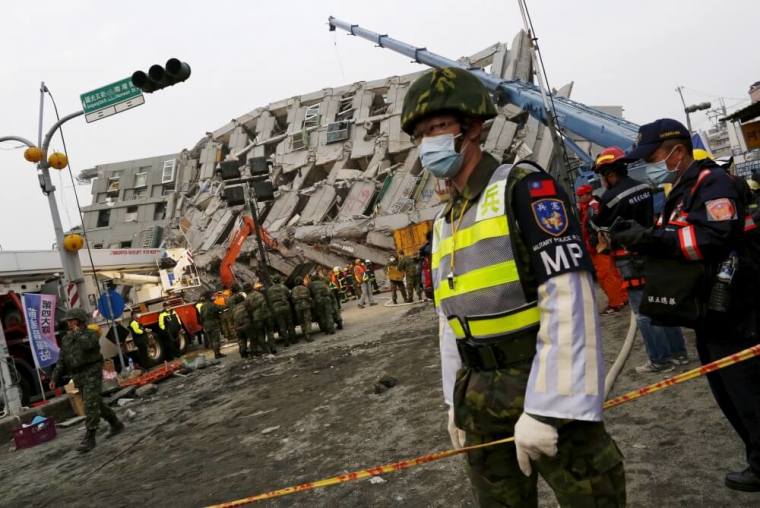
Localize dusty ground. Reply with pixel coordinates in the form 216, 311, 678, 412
1, 293, 758, 507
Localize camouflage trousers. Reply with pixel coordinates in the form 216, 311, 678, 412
314, 298, 335, 333
273, 309, 295, 344
221, 311, 237, 342
205, 327, 221, 353
294, 306, 312, 340
455, 364, 626, 507
73, 364, 120, 433
405, 275, 421, 301
389, 280, 406, 303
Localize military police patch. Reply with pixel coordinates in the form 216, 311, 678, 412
531, 198, 568, 236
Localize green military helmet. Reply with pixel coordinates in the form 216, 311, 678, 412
401, 67, 497, 136
271, 275, 281, 284
64, 307, 89, 323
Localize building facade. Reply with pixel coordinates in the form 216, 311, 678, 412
79, 153, 180, 249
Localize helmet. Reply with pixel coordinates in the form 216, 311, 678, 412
389, 255, 396, 262
271, 275, 281, 284
575, 184, 593, 197
365, 259, 371, 264
333, 266, 340, 273
593, 147, 626, 173
401, 67, 497, 136
748, 178, 760, 192
254, 282, 264, 290
64, 308, 89, 323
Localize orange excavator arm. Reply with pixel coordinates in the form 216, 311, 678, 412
219, 215, 277, 288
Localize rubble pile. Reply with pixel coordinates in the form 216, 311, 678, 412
163, 31, 586, 286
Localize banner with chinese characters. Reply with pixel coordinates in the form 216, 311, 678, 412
21, 293, 59, 369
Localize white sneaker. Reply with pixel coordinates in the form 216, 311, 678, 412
635, 361, 675, 374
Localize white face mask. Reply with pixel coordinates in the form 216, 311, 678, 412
419, 133, 463, 178
644, 147, 680, 186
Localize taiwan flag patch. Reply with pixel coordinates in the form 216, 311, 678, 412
528, 178, 557, 198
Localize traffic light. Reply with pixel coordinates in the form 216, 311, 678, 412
131, 58, 191, 93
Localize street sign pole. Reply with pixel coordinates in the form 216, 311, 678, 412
100, 283, 126, 371
80, 78, 144, 123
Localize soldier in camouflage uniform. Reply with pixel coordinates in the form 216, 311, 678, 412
248, 283, 276, 354
308, 273, 335, 334
50, 308, 124, 453
200, 291, 225, 359
400, 253, 422, 302
291, 280, 314, 342
402, 67, 625, 506
231, 291, 253, 358
220, 285, 239, 344
266, 276, 296, 346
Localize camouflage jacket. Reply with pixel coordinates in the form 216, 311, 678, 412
309, 279, 332, 301
52, 328, 103, 384
200, 301, 224, 330
232, 299, 251, 329
266, 283, 291, 312
291, 285, 312, 310
246, 291, 271, 321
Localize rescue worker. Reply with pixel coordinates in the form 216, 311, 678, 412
328, 266, 344, 309
220, 285, 240, 344
401, 253, 423, 302
194, 299, 206, 347
128, 310, 151, 367
365, 259, 379, 292
232, 290, 253, 358
248, 283, 276, 354
334, 267, 350, 302
591, 146, 687, 373
291, 280, 314, 342
612, 118, 760, 492
309, 273, 335, 334
385, 255, 407, 304
158, 302, 182, 360
50, 308, 124, 452
576, 184, 627, 314
267, 276, 295, 346
200, 291, 225, 359
353, 259, 376, 308
401, 67, 625, 505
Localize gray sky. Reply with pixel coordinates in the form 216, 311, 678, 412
1, 0, 757, 251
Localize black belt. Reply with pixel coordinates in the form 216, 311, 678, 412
456, 331, 536, 371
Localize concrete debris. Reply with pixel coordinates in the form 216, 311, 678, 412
135, 384, 159, 398
150, 30, 622, 287
116, 398, 135, 407
369, 476, 387, 485
261, 425, 280, 435
378, 376, 399, 389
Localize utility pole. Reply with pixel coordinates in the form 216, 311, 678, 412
675, 86, 692, 131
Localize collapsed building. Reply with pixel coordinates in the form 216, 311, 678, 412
84, 31, 621, 288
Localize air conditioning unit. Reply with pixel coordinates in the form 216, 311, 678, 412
125, 212, 138, 223
326, 121, 350, 144
223, 185, 246, 206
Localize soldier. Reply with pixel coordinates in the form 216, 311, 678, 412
248, 282, 276, 354
309, 273, 335, 334
220, 285, 240, 344
50, 308, 124, 453
231, 290, 252, 358
401, 253, 422, 302
401, 67, 625, 505
200, 291, 225, 359
385, 255, 407, 304
266, 276, 295, 346
291, 280, 314, 342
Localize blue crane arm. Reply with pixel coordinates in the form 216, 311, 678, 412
328, 16, 639, 153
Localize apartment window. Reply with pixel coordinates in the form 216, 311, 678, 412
97, 209, 111, 227
120, 240, 132, 248
134, 169, 148, 188
161, 159, 176, 183
303, 104, 320, 129
161, 184, 174, 196
154, 202, 166, 221
96, 192, 107, 203
134, 187, 148, 199
106, 177, 120, 196
125, 205, 138, 223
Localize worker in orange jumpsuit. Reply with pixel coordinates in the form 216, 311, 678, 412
576, 185, 627, 314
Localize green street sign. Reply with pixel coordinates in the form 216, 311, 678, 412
80, 77, 145, 123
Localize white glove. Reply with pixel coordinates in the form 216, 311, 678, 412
447, 406, 466, 449
514, 412, 558, 476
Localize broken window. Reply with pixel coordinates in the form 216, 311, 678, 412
326, 121, 350, 144
303, 104, 321, 130
162, 184, 174, 196
106, 174, 121, 196
370, 90, 390, 116
336, 93, 355, 121
97, 209, 111, 227
125, 205, 138, 223
154, 202, 166, 221
134, 168, 148, 188
161, 159, 176, 183
134, 187, 148, 199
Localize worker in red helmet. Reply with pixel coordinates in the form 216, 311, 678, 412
576, 182, 627, 314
